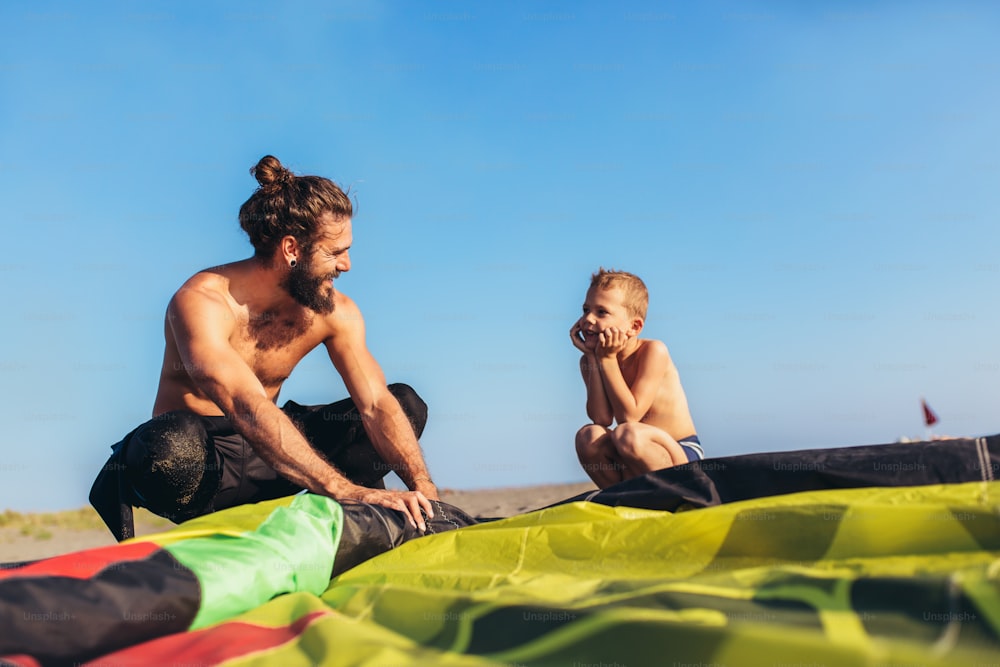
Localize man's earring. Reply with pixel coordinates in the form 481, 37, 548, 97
289, 259, 297, 268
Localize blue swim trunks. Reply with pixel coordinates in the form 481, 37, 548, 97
678, 435, 704, 463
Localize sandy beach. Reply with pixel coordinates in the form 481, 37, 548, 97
0, 482, 597, 564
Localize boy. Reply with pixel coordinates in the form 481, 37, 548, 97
570, 268, 702, 488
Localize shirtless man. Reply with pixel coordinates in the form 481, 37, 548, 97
571, 268, 703, 489
90, 156, 436, 540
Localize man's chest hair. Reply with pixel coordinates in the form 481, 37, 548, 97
236, 306, 315, 352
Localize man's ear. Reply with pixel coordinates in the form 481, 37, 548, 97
630, 317, 644, 336
279, 235, 301, 267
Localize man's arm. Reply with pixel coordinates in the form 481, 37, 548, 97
324, 296, 439, 501
597, 332, 669, 424
169, 286, 432, 529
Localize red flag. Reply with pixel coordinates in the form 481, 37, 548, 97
921, 399, 938, 427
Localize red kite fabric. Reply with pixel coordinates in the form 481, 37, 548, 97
923, 399, 939, 427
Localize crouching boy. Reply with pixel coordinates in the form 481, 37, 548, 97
570, 268, 703, 489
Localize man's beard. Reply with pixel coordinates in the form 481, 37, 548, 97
282, 256, 337, 314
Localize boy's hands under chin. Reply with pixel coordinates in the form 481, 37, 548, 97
570, 321, 591, 354
596, 327, 631, 358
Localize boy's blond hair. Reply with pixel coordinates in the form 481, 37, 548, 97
590, 268, 648, 320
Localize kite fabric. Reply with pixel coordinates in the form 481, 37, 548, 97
561, 434, 999, 512
0, 495, 477, 665
923, 399, 940, 427
2, 436, 999, 666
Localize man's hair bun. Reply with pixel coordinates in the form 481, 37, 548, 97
251, 155, 293, 189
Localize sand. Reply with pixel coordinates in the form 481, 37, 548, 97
0, 482, 597, 563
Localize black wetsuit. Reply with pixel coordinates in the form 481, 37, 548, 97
89, 383, 426, 541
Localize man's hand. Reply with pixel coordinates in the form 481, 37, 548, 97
412, 477, 440, 501
348, 486, 436, 532
597, 326, 631, 358
570, 321, 591, 354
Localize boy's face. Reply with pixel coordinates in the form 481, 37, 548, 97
577, 286, 641, 350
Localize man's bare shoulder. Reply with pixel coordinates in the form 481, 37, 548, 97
168, 265, 242, 320
323, 290, 365, 331
175, 262, 241, 295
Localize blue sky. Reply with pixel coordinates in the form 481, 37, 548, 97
2, 1, 998, 512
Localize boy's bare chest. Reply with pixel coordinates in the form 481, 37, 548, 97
621, 352, 682, 409
620, 355, 642, 385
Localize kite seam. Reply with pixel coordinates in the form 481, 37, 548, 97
977, 437, 994, 482
986, 439, 991, 481
974, 438, 984, 482
428, 500, 462, 533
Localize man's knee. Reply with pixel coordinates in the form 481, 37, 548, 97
125, 411, 218, 518
128, 411, 205, 463
388, 383, 427, 437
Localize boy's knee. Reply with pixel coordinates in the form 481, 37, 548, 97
611, 423, 643, 458
388, 383, 427, 437
126, 411, 218, 517
575, 424, 605, 457
576, 424, 601, 443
